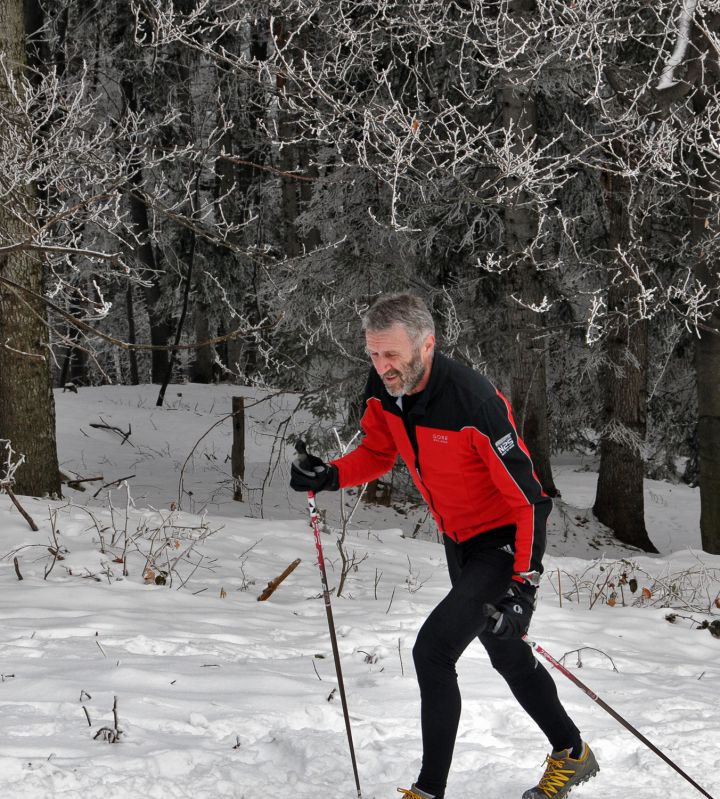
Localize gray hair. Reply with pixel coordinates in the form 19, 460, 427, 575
362, 293, 435, 344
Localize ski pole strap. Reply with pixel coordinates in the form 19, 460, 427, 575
526, 638, 716, 799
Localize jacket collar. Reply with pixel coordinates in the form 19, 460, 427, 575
408, 351, 447, 414
376, 351, 448, 415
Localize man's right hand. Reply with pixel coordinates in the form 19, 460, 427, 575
484, 580, 537, 639
290, 441, 340, 493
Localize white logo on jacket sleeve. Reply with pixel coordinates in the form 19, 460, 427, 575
432, 433, 449, 444
495, 433, 515, 456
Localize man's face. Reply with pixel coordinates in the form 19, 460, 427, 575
365, 324, 435, 397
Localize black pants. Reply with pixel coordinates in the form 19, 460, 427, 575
411, 534, 580, 798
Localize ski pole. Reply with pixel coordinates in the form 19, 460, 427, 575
296, 444, 362, 798
527, 637, 716, 799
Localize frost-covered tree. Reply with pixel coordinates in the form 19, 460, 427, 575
3, 0, 719, 555
0, 0, 60, 496
110, 1, 720, 551
568, 0, 720, 553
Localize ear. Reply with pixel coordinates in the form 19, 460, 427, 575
423, 334, 436, 355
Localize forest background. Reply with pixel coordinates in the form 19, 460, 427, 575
1, 0, 719, 555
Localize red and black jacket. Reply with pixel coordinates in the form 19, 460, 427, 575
332, 353, 552, 580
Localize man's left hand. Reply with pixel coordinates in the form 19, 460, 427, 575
486, 581, 537, 639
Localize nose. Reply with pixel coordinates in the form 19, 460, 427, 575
371, 354, 391, 374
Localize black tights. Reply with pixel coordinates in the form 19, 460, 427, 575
411, 535, 581, 798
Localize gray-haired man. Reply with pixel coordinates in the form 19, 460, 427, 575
291, 293, 598, 798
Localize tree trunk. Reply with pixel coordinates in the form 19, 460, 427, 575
126, 284, 139, 385
689, 19, 720, 555
690, 116, 720, 555
695, 314, 720, 554
0, 0, 61, 496
274, 19, 302, 260
129, 185, 172, 384
298, 141, 321, 252
593, 172, 657, 552
118, 73, 172, 384
58, 328, 87, 388
190, 300, 214, 383
501, 61, 559, 497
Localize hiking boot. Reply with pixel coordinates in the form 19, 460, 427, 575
397, 785, 435, 799
522, 743, 599, 798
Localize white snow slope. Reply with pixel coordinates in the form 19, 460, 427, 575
0, 384, 718, 799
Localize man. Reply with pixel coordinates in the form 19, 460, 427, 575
290, 293, 599, 799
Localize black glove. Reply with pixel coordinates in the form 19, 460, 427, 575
485, 580, 537, 639
290, 440, 340, 493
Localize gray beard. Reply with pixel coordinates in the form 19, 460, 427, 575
382, 355, 426, 397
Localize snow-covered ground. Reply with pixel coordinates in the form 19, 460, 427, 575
0, 384, 718, 798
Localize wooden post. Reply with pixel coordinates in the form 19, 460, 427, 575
231, 396, 245, 501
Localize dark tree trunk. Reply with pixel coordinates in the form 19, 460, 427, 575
190, 298, 214, 383
593, 171, 657, 553
691, 122, 720, 554
298, 141, 321, 252
129, 190, 172, 384
126, 284, 139, 385
689, 18, 720, 554
156, 226, 197, 406
274, 18, 303, 260
119, 75, 172, 384
58, 329, 87, 388
214, 21, 270, 380
695, 310, 720, 554
0, 0, 61, 497
500, 36, 559, 496
593, 283, 655, 551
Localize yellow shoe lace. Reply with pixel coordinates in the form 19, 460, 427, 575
396, 789, 426, 799
537, 754, 577, 797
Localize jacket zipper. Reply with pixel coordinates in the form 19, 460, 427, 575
415, 459, 452, 538
400, 401, 453, 540
413, 452, 450, 539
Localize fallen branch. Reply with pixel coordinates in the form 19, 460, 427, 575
257, 558, 301, 601
3, 486, 39, 531
89, 420, 132, 445
92, 475, 136, 498
65, 475, 103, 491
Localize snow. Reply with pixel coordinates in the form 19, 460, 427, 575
1, 384, 718, 798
